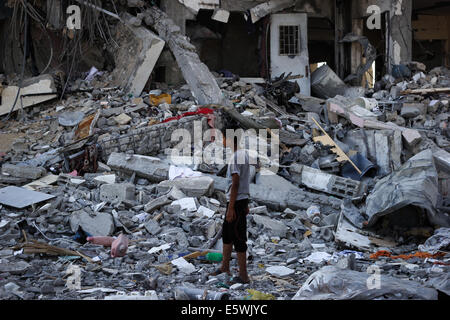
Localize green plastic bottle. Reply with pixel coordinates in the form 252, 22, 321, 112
205, 252, 223, 262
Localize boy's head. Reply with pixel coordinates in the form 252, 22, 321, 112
220, 116, 241, 150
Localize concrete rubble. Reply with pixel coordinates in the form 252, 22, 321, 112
0, 0, 449, 302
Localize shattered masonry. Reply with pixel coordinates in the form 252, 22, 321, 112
0, 0, 449, 301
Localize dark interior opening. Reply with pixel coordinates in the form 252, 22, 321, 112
363, 12, 388, 81
412, 40, 445, 71
186, 10, 261, 77
308, 17, 335, 70
372, 205, 434, 244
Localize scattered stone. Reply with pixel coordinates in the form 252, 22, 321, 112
253, 214, 288, 238
100, 183, 135, 202
157, 176, 214, 197
266, 266, 295, 277
0, 261, 30, 275
1, 164, 46, 179
114, 113, 132, 125
69, 210, 115, 236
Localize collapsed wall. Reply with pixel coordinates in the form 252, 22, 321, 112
98, 115, 209, 160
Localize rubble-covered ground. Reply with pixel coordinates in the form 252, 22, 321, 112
1, 59, 450, 300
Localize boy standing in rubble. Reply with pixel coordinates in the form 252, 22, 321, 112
210, 123, 251, 284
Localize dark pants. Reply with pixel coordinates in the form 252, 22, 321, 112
222, 199, 249, 253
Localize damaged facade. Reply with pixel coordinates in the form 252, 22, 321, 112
0, 0, 449, 301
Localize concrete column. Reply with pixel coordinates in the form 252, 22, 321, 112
159, 0, 197, 86
388, 0, 412, 69
160, 0, 195, 35
47, 0, 63, 29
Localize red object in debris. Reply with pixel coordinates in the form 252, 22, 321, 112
111, 234, 129, 258
370, 250, 392, 259
86, 236, 115, 246
370, 250, 445, 260
86, 234, 129, 258
162, 107, 214, 123
69, 170, 78, 176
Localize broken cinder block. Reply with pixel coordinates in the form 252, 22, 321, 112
111, 13, 165, 97
99, 183, 135, 202
290, 164, 366, 199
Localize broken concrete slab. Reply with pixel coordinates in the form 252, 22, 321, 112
432, 147, 450, 173
107, 153, 169, 183
249, 206, 269, 215
191, 218, 216, 238
401, 129, 422, 149
167, 186, 186, 200
111, 13, 165, 97
206, 174, 229, 193
335, 214, 371, 251
144, 220, 162, 235
99, 183, 135, 203
171, 197, 197, 212
334, 210, 395, 252
0, 74, 57, 116
93, 174, 116, 185
289, 164, 366, 199
144, 195, 171, 213
114, 113, 132, 125
250, 0, 295, 23
401, 102, 427, 118
340, 199, 366, 229
0, 186, 55, 209
249, 183, 289, 211
418, 227, 450, 254
253, 214, 288, 238
0, 261, 31, 275
292, 266, 438, 300
255, 169, 297, 194
1, 164, 46, 180
171, 256, 196, 274
328, 98, 422, 148
157, 176, 214, 197
0, 175, 28, 186
373, 130, 402, 176
211, 8, 230, 23
70, 210, 115, 237
425, 273, 450, 297
248, 177, 341, 215
366, 149, 448, 228
197, 205, 215, 218
143, 6, 228, 105
22, 174, 59, 191
265, 266, 294, 277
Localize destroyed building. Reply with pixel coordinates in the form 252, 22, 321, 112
0, 0, 449, 301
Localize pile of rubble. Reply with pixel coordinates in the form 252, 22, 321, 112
0, 5, 449, 302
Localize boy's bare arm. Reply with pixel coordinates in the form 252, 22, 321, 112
226, 173, 240, 222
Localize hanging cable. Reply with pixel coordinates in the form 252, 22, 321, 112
2, 0, 28, 122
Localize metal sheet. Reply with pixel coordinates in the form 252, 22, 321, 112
0, 186, 55, 208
